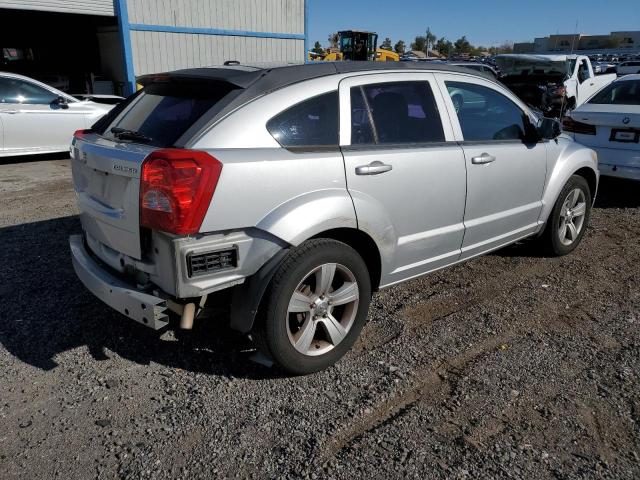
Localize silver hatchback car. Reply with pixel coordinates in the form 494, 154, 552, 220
69, 62, 598, 374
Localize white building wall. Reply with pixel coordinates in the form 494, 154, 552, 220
130, 31, 304, 75
126, 0, 304, 35
0, 0, 114, 16
126, 0, 306, 75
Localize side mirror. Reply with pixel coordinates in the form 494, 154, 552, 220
53, 96, 69, 109
537, 117, 561, 140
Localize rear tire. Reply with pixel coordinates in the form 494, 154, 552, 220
253, 239, 372, 375
540, 175, 592, 256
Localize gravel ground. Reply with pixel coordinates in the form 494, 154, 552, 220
1, 155, 639, 480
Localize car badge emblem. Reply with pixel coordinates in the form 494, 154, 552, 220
623, 116, 630, 124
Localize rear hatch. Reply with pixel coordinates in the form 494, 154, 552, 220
72, 76, 242, 260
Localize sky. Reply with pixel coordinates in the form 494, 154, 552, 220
308, 0, 640, 49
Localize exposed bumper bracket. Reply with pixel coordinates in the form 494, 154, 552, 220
70, 235, 169, 330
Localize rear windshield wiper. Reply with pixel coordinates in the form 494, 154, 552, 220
110, 127, 152, 143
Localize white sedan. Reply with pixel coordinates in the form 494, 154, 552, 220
0, 72, 114, 157
564, 74, 640, 181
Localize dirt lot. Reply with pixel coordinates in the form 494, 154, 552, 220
1, 155, 639, 480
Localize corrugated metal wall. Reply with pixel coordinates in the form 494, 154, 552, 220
126, 0, 305, 75
0, 0, 114, 16
126, 0, 304, 35
130, 32, 303, 74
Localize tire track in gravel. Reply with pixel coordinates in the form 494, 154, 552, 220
320, 300, 589, 463
356, 209, 634, 356
319, 334, 517, 462
318, 225, 631, 463
355, 254, 553, 354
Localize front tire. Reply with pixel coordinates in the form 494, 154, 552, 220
253, 239, 372, 375
541, 175, 592, 256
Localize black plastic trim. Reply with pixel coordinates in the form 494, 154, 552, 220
229, 248, 290, 333
341, 141, 454, 152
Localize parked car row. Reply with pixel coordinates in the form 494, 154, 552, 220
0, 61, 636, 374
495, 54, 617, 117
0, 72, 114, 157
564, 74, 640, 180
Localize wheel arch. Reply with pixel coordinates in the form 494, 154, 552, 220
574, 166, 598, 203
229, 227, 382, 334
310, 227, 382, 292
540, 142, 598, 226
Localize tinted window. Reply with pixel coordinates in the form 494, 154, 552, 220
588, 80, 640, 105
267, 91, 339, 148
351, 81, 445, 145
107, 81, 234, 147
446, 81, 527, 141
350, 88, 375, 144
0, 77, 58, 104
578, 60, 591, 82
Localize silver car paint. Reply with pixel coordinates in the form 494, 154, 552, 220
189, 69, 597, 291
434, 73, 548, 258
71, 137, 154, 259
72, 67, 598, 317
195, 148, 356, 242
337, 72, 467, 286
538, 135, 599, 222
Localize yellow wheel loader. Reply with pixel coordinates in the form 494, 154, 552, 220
308, 30, 399, 62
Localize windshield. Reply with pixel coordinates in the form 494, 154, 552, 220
589, 80, 640, 105
496, 56, 571, 77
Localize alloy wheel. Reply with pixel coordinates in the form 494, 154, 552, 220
286, 263, 359, 356
558, 188, 587, 246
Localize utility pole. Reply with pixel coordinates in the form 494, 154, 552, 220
426, 27, 430, 58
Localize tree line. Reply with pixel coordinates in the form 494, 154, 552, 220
313, 30, 514, 57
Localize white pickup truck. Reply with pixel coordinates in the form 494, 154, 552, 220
496, 54, 616, 116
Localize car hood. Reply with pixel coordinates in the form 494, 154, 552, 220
495, 55, 571, 78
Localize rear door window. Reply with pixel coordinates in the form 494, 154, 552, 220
105, 81, 235, 147
267, 91, 339, 148
351, 81, 445, 145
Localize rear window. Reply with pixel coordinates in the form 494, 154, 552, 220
105, 81, 235, 147
588, 80, 640, 105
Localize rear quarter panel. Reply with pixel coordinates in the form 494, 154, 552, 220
196, 147, 356, 244
189, 74, 357, 246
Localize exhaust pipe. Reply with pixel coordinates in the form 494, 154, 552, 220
180, 302, 196, 330
167, 295, 207, 330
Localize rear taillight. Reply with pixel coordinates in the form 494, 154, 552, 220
73, 129, 92, 139
140, 149, 222, 235
562, 116, 596, 135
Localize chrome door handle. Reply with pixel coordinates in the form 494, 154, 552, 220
355, 161, 393, 175
2, 110, 19, 114
471, 153, 496, 165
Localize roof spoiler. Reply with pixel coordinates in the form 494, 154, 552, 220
137, 67, 266, 89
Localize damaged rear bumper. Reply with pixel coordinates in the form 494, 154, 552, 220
69, 234, 169, 330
